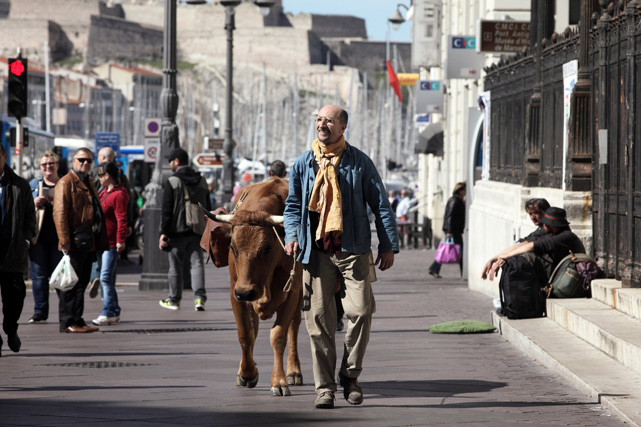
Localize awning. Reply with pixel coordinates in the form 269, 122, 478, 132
415, 122, 443, 156
54, 136, 95, 150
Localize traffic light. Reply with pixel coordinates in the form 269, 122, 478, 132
8, 126, 29, 147
7, 57, 28, 119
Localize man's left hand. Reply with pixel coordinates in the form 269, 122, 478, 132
487, 257, 506, 281
375, 251, 394, 271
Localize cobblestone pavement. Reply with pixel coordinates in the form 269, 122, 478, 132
0, 247, 626, 426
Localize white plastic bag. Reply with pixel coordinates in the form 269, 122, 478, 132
49, 252, 78, 291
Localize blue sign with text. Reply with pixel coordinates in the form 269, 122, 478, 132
94, 132, 120, 157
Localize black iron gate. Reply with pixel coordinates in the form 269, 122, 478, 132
483, 2, 641, 286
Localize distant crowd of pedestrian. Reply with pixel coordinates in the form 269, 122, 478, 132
0, 145, 150, 358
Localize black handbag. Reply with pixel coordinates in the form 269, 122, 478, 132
73, 225, 93, 250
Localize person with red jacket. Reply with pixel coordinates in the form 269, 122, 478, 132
92, 162, 129, 326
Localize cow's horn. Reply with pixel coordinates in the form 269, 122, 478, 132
214, 214, 234, 223
269, 215, 284, 224
198, 202, 233, 223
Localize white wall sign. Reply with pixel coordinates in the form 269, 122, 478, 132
598, 129, 608, 165
415, 80, 444, 114
144, 138, 160, 164
446, 35, 484, 79
480, 91, 491, 181
562, 60, 578, 190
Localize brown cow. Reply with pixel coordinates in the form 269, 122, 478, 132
200, 177, 303, 396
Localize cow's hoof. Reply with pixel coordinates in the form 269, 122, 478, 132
270, 385, 292, 396
286, 373, 303, 386
236, 373, 259, 388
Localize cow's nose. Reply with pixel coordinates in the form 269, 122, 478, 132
235, 289, 256, 302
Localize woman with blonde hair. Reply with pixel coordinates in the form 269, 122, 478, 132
28, 151, 62, 323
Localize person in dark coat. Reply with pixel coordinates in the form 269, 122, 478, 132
0, 143, 37, 355
428, 182, 466, 278
158, 148, 211, 311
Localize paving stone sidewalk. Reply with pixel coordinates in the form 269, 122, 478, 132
0, 248, 626, 426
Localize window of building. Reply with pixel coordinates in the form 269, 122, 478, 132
425, 24, 433, 38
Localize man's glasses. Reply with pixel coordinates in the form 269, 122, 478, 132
98, 173, 106, 178
74, 158, 93, 164
315, 116, 337, 125
40, 162, 57, 167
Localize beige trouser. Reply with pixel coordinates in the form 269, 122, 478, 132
303, 250, 375, 393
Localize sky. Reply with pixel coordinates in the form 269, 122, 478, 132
281, 0, 413, 43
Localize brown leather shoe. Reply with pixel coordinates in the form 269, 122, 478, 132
81, 325, 99, 333
338, 372, 363, 405
314, 391, 335, 409
60, 325, 87, 333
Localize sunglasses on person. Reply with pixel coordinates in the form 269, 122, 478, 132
40, 162, 57, 167
74, 158, 93, 164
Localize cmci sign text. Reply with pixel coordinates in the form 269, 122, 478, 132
477, 20, 530, 53
194, 153, 224, 167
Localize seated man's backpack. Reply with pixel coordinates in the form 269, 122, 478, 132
546, 252, 599, 299
498, 255, 547, 319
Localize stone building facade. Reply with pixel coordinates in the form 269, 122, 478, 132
86, 15, 162, 65
0, 19, 72, 62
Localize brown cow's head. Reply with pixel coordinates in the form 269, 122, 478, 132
227, 210, 288, 302
200, 179, 290, 303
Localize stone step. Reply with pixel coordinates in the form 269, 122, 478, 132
491, 311, 641, 427
546, 298, 641, 377
592, 279, 641, 322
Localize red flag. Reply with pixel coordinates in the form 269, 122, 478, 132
386, 60, 402, 102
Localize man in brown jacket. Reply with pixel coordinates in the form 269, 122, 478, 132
53, 148, 108, 333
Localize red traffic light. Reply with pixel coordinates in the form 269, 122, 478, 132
7, 58, 29, 119
9, 60, 25, 76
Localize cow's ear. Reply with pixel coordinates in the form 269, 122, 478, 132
210, 225, 231, 268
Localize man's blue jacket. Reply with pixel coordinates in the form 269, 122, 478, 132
284, 143, 399, 264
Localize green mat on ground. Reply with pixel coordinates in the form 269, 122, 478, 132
429, 320, 497, 334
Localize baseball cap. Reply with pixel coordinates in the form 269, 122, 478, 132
166, 147, 188, 164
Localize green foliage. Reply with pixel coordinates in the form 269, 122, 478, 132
54, 55, 84, 67
138, 61, 196, 71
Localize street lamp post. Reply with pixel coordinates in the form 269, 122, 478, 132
387, 3, 410, 174
139, 0, 181, 290
217, 0, 274, 209
218, 0, 241, 208
382, 3, 410, 182
140, 0, 272, 289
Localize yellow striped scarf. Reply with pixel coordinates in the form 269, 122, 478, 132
309, 136, 346, 241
